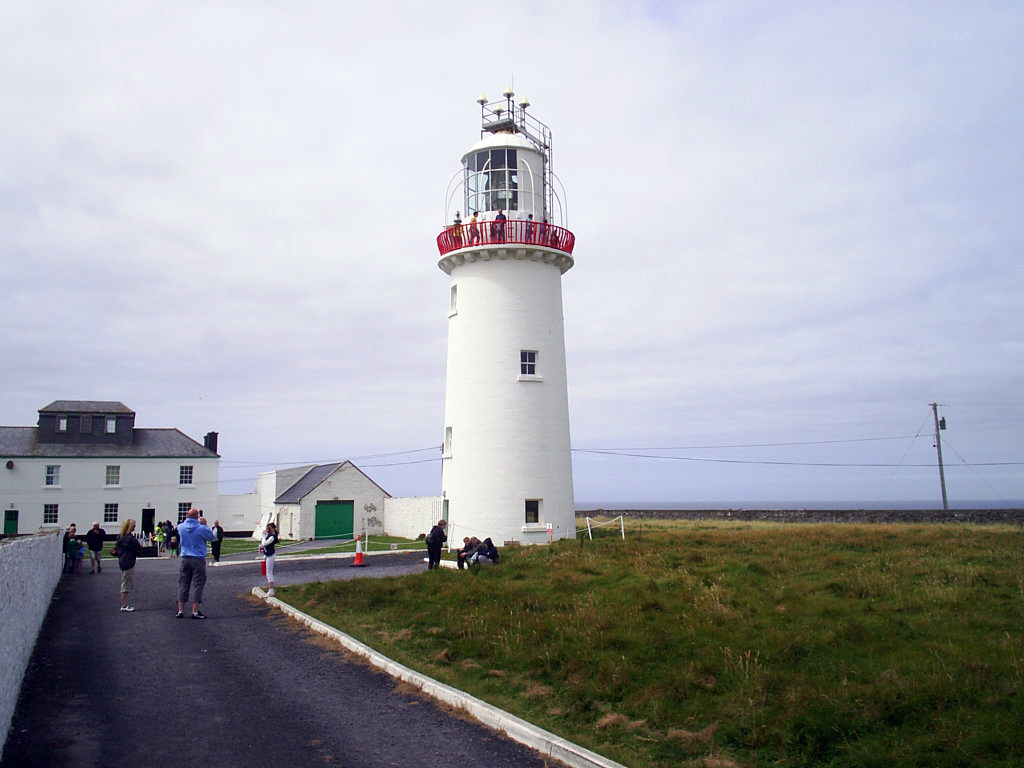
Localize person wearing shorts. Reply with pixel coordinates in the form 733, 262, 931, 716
85, 521, 106, 574
115, 519, 142, 612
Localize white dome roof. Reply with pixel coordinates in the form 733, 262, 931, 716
462, 131, 537, 162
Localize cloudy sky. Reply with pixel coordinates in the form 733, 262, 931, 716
3, 1, 1021, 507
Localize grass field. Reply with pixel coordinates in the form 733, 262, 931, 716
279, 520, 1024, 767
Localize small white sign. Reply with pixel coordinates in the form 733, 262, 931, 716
546, 522, 553, 533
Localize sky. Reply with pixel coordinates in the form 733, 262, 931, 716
2, 1, 1022, 507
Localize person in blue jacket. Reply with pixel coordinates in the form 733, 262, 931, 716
175, 509, 215, 619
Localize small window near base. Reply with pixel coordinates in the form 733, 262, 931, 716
525, 499, 540, 524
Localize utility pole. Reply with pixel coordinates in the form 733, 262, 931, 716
930, 403, 949, 510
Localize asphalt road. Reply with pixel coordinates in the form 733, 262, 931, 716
2, 550, 559, 768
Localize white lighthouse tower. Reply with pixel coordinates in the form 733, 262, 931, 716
436, 90, 576, 546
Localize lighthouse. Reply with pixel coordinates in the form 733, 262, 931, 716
436, 90, 576, 546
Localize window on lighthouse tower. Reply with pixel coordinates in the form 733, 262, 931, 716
520, 350, 537, 375
525, 499, 541, 524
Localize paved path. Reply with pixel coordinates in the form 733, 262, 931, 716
2, 552, 556, 768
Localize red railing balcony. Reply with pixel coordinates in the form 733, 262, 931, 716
436, 218, 575, 257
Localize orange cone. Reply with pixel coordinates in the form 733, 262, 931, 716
351, 534, 366, 567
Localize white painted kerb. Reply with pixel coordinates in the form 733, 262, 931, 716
253, 588, 626, 768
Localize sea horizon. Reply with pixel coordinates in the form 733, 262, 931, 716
575, 499, 1024, 511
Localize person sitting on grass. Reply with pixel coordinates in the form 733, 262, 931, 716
469, 537, 499, 567
456, 537, 481, 570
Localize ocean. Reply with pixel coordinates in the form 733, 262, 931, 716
576, 499, 1024, 511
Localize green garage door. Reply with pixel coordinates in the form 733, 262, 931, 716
314, 500, 354, 540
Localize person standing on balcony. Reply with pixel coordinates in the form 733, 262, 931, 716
452, 212, 463, 247
469, 211, 480, 243
525, 213, 535, 243
493, 209, 507, 241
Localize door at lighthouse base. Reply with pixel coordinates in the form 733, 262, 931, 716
314, 500, 354, 540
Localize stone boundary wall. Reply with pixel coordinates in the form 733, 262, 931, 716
579, 508, 1024, 525
0, 530, 63, 761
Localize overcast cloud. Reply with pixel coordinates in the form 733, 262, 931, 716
2, 1, 1021, 506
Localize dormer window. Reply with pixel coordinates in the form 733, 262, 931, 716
57, 416, 68, 433
105, 416, 116, 434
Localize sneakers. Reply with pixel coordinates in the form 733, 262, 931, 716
267, 588, 275, 597
192, 611, 207, 620
120, 605, 135, 612
175, 611, 184, 619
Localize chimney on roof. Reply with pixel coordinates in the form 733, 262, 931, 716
204, 431, 219, 453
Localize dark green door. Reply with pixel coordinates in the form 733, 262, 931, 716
4, 509, 18, 535
314, 500, 353, 540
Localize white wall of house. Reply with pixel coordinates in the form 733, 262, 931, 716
383, 495, 445, 541
215, 493, 258, 533
0, 456, 219, 533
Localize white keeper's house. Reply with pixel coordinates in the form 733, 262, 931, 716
0, 401, 219, 536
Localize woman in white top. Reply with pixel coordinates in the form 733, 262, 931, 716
261, 522, 280, 596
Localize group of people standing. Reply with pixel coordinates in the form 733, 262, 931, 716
62, 521, 109, 574
104, 512, 273, 616
445, 210, 566, 251
108, 510, 214, 617
424, 520, 499, 570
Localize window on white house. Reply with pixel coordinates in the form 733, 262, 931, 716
444, 426, 453, 456
525, 499, 540, 524
103, 503, 118, 523
105, 416, 116, 434
105, 465, 121, 486
179, 465, 194, 485
43, 504, 59, 524
520, 350, 537, 376
45, 465, 61, 486
178, 502, 191, 523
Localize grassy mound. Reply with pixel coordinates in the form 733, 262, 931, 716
282, 521, 1024, 767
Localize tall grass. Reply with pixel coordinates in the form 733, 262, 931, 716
283, 521, 1024, 768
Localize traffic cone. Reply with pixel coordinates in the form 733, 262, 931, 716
351, 534, 366, 567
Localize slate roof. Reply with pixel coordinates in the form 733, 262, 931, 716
39, 401, 135, 414
0, 427, 217, 459
275, 463, 344, 503
274, 461, 391, 504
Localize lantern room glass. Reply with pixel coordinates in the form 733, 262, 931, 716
465, 149, 518, 214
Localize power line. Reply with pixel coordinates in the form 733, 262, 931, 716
571, 448, 1024, 469
575, 434, 922, 451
